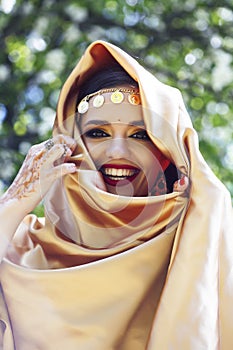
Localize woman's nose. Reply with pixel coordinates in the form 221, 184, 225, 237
105, 138, 131, 159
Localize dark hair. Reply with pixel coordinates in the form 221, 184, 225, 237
76, 64, 138, 106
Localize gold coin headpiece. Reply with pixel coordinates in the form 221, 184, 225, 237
77, 88, 141, 114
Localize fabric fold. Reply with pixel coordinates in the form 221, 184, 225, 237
0, 40, 232, 349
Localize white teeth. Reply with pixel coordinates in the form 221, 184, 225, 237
103, 168, 136, 177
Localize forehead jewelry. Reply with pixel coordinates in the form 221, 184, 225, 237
77, 88, 141, 114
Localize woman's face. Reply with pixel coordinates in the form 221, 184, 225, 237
79, 91, 169, 196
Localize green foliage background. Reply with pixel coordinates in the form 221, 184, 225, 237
0, 0, 233, 208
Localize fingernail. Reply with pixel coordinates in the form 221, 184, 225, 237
180, 176, 185, 186
68, 163, 76, 170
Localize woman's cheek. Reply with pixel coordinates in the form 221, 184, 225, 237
85, 140, 106, 166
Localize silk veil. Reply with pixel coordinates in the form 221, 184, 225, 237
0, 41, 232, 350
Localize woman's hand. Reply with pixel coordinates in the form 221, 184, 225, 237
0, 134, 77, 214
0, 134, 77, 260
173, 175, 189, 194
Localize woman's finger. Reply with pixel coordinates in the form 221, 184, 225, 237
173, 175, 189, 193
36, 133, 76, 165
44, 163, 77, 180
49, 134, 76, 151
42, 143, 72, 165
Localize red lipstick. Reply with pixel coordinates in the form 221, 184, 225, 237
100, 164, 140, 187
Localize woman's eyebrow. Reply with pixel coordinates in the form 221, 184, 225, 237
130, 120, 145, 126
84, 120, 145, 127
83, 120, 110, 127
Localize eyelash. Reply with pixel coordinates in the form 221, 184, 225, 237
84, 129, 109, 138
130, 130, 150, 140
84, 128, 150, 140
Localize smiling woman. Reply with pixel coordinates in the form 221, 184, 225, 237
78, 85, 171, 196
76, 65, 175, 197
0, 40, 232, 350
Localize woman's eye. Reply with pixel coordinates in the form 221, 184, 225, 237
130, 130, 150, 140
84, 128, 110, 138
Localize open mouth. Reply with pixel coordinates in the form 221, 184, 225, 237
100, 164, 140, 186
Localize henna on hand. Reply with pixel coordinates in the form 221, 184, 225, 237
0, 135, 77, 207
2, 147, 47, 201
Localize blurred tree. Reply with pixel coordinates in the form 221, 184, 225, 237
0, 0, 233, 205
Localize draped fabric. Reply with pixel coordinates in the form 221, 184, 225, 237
0, 41, 232, 350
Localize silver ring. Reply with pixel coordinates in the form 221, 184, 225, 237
62, 144, 68, 157
45, 139, 54, 151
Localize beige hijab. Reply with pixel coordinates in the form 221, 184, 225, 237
0, 41, 232, 350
